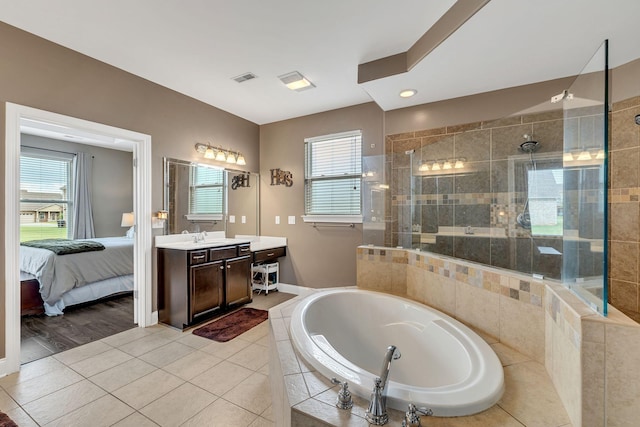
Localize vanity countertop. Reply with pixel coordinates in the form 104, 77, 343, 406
155, 233, 287, 252
155, 237, 251, 250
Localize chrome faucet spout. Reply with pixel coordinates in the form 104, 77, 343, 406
379, 345, 401, 389
366, 345, 401, 425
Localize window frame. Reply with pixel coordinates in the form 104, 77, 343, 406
302, 130, 363, 224
19, 147, 74, 241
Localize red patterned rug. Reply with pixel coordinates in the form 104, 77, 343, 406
0, 412, 18, 427
192, 308, 268, 342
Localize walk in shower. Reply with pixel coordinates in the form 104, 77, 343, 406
363, 41, 609, 315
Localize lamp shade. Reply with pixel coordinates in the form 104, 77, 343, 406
121, 212, 135, 227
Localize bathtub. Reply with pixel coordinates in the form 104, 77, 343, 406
289, 289, 504, 417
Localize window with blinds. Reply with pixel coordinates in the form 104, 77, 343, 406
304, 130, 362, 217
20, 148, 74, 242
189, 165, 224, 219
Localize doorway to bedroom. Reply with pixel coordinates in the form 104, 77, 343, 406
4, 103, 154, 375
19, 129, 137, 363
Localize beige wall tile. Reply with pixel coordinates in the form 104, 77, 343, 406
548, 315, 582, 427
581, 341, 605, 427
610, 202, 640, 242
605, 323, 640, 425
455, 282, 500, 338
422, 272, 456, 316
610, 148, 639, 189
499, 295, 545, 363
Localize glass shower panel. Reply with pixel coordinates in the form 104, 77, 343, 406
562, 40, 608, 315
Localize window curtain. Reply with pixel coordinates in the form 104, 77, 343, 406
72, 152, 96, 239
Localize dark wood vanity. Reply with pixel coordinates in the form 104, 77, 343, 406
158, 242, 252, 329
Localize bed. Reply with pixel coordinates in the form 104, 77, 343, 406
20, 236, 134, 316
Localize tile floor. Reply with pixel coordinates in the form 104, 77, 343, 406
0, 291, 295, 427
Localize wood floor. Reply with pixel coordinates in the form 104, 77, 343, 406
20, 293, 135, 364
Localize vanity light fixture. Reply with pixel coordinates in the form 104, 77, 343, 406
194, 143, 246, 166
399, 89, 417, 98
278, 71, 315, 92
417, 158, 466, 175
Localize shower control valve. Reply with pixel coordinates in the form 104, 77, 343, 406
403, 403, 433, 426
330, 378, 353, 410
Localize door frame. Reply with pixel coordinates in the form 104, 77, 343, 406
3, 103, 154, 375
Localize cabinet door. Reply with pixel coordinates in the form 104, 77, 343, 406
190, 260, 224, 323
225, 255, 251, 307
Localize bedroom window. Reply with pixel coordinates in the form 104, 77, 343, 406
20, 147, 74, 242
303, 130, 363, 222
188, 165, 224, 220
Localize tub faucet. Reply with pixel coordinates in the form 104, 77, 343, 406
366, 345, 401, 425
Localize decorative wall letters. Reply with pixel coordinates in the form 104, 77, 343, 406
231, 173, 250, 190
270, 168, 293, 187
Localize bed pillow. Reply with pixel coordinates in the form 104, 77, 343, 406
125, 226, 135, 238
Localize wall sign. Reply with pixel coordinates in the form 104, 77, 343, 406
270, 168, 293, 187
231, 173, 250, 190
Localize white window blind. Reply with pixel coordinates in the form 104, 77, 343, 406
189, 166, 224, 216
304, 130, 362, 216
20, 147, 74, 241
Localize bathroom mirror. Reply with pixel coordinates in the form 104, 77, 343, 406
163, 157, 259, 236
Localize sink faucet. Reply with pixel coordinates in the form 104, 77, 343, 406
193, 231, 207, 243
366, 345, 401, 425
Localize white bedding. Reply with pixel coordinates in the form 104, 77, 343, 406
20, 237, 134, 313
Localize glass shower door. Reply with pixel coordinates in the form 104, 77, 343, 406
561, 40, 609, 315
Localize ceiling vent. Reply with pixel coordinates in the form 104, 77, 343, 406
232, 72, 257, 83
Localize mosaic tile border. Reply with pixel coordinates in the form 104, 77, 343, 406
357, 247, 543, 308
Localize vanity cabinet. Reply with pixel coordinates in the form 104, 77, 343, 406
158, 243, 251, 329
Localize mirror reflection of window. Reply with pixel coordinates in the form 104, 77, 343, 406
528, 168, 563, 236
189, 166, 224, 218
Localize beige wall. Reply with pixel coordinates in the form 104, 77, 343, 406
0, 22, 259, 358
259, 102, 384, 287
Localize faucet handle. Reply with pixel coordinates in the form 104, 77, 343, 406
330, 378, 353, 410
404, 403, 433, 426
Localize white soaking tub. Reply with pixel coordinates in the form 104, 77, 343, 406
289, 289, 504, 417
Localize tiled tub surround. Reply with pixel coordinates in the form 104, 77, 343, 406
269, 288, 571, 427
357, 246, 640, 427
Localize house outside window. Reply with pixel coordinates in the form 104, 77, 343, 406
20, 147, 74, 242
303, 130, 363, 223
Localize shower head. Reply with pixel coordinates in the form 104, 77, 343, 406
519, 135, 539, 153
520, 141, 539, 153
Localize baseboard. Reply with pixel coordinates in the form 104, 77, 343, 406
0, 357, 7, 379
275, 283, 307, 295
150, 310, 159, 325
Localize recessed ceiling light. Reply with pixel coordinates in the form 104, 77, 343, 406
278, 71, 315, 92
399, 89, 417, 98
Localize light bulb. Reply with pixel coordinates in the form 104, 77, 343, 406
577, 151, 591, 161
454, 160, 464, 169
431, 162, 441, 171
442, 161, 452, 170
418, 163, 429, 172
563, 152, 574, 162
236, 154, 246, 166
215, 150, 226, 161
204, 147, 214, 159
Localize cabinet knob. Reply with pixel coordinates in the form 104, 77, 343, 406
227, 265, 231, 269
219, 266, 224, 270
